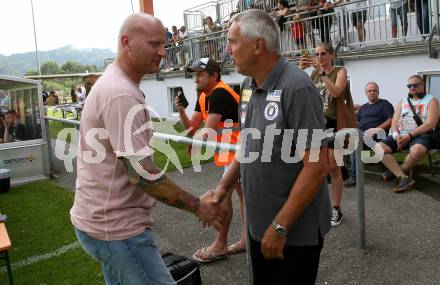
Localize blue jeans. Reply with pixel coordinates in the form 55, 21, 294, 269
75, 228, 176, 285
390, 4, 408, 29
415, 0, 430, 35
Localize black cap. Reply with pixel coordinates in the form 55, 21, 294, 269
186, 58, 221, 74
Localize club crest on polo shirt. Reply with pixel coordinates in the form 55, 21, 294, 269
264, 102, 279, 121
266, 90, 282, 102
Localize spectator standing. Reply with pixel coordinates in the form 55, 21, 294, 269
346, 0, 368, 46
272, 0, 291, 31
344, 82, 394, 187
299, 42, 357, 226
390, 0, 408, 43
415, 0, 430, 36
174, 58, 246, 263
375, 75, 439, 192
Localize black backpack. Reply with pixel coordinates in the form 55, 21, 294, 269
162, 253, 202, 285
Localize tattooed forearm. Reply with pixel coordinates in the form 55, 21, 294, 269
120, 156, 200, 213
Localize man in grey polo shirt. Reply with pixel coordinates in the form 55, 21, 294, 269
212, 9, 331, 284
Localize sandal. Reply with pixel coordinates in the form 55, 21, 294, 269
227, 242, 246, 256
191, 247, 227, 264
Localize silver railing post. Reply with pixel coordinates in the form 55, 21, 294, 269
355, 129, 366, 249
44, 117, 55, 177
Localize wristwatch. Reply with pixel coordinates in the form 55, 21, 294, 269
319, 71, 327, 77
271, 219, 288, 237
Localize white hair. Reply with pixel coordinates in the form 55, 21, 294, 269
230, 9, 280, 53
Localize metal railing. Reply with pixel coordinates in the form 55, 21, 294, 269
43, 116, 367, 249
167, 0, 439, 70
163, 30, 228, 69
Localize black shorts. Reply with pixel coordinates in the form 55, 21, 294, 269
325, 117, 337, 149
381, 134, 431, 153
351, 10, 368, 27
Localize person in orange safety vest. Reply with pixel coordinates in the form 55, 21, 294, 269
174, 58, 246, 263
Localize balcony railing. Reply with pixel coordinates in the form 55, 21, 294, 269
169, 0, 439, 69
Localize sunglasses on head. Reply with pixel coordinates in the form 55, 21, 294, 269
195, 58, 209, 68
315, 52, 327, 57
407, 83, 420, 89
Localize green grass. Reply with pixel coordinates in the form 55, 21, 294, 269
0, 181, 103, 285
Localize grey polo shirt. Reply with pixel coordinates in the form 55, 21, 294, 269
239, 57, 331, 246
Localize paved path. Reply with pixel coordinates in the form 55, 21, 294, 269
55, 161, 440, 284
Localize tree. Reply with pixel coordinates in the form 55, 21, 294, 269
41, 61, 62, 75
61, 61, 83, 73
25, 70, 39, 76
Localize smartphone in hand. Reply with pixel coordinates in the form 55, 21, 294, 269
176, 88, 189, 109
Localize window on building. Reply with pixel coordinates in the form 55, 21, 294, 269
419, 72, 440, 102
0, 78, 42, 144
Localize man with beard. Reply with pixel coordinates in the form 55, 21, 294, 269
175, 58, 246, 263
375, 75, 439, 192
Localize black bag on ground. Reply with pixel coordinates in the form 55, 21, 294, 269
162, 253, 202, 285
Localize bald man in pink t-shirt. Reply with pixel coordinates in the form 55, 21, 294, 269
70, 13, 223, 285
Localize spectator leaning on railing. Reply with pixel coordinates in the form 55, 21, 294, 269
271, 0, 291, 31
344, 82, 394, 187
374, 75, 439, 193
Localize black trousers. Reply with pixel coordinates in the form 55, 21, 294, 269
249, 234, 324, 285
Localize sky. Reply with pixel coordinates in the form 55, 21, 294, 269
0, 0, 209, 56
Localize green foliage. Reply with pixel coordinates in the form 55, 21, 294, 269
41, 61, 62, 75
0, 45, 115, 76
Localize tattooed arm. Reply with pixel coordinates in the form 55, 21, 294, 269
120, 156, 222, 223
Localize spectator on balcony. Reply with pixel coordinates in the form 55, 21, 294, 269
295, 0, 321, 47
171, 25, 180, 43
179, 25, 189, 40
204, 16, 221, 34
346, 0, 368, 46
415, 0, 430, 36
375, 75, 439, 192
165, 27, 173, 43
316, 0, 337, 45
344, 82, 394, 187
272, 0, 290, 31
203, 17, 222, 60
390, 0, 408, 42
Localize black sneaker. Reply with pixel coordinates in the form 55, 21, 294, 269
343, 176, 356, 187
331, 207, 343, 227
382, 170, 396, 181
393, 176, 415, 193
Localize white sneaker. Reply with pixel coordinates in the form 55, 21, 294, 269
331, 207, 343, 227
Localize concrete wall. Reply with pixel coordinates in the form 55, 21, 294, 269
141, 53, 440, 118
344, 54, 440, 106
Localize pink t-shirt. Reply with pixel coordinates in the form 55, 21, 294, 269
70, 63, 156, 241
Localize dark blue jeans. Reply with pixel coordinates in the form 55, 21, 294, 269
416, 0, 430, 35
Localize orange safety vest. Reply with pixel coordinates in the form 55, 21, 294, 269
198, 81, 240, 166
